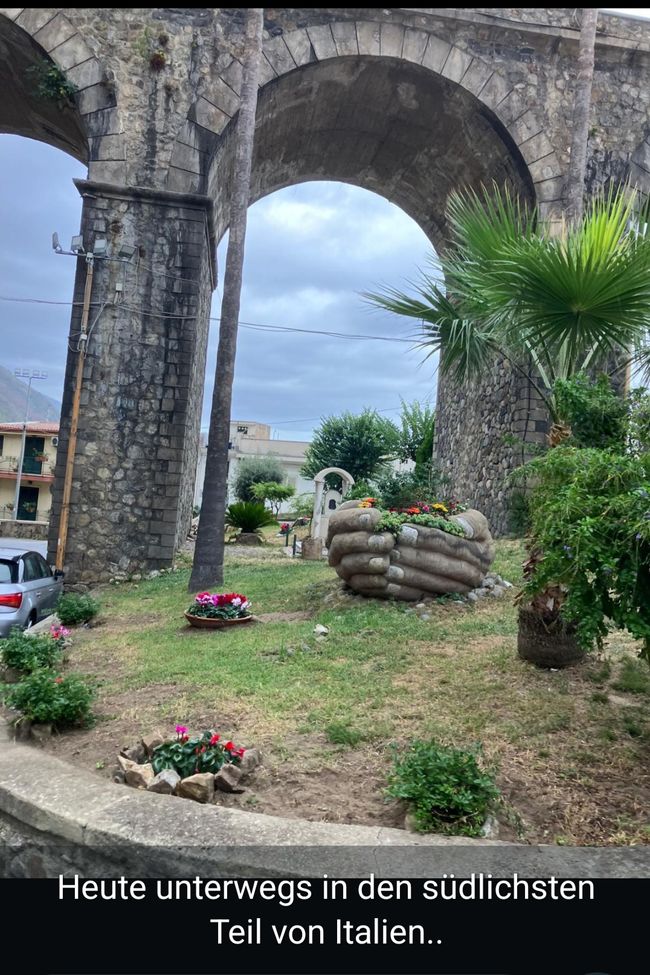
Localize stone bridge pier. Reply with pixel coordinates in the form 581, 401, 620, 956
3, 8, 650, 580
50, 183, 214, 582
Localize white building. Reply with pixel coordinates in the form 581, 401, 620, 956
194, 420, 313, 510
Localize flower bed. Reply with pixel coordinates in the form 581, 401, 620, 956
327, 499, 495, 600
116, 725, 262, 802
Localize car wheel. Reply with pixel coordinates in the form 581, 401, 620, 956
25, 612, 37, 630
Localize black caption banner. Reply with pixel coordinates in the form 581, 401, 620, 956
0, 874, 644, 974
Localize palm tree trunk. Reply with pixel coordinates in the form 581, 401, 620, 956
566, 8, 598, 225
189, 8, 263, 592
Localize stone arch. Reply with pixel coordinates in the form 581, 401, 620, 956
168, 18, 563, 224
0, 9, 120, 176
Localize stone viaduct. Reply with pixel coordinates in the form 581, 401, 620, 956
2, 7, 650, 580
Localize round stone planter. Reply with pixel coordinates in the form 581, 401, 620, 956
184, 613, 254, 630
517, 605, 585, 668
326, 501, 495, 600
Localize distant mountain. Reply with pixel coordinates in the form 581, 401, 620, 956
0, 365, 61, 423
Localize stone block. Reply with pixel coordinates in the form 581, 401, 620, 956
421, 35, 451, 74
356, 21, 380, 56
177, 772, 215, 803
306, 23, 337, 60
214, 764, 244, 793
263, 35, 296, 74
380, 23, 404, 59
402, 28, 429, 64
283, 29, 314, 67
49, 32, 93, 70
33, 12, 77, 53
441, 46, 472, 84
331, 21, 358, 57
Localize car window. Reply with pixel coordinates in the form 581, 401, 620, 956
22, 554, 44, 582
0, 560, 17, 584
35, 554, 52, 578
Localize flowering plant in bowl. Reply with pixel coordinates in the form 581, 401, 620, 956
184, 591, 253, 628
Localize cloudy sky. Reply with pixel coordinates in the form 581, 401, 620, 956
0, 136, 434, 443
0, 7, 645, 441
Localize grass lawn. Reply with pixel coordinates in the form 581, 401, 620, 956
37, 539, 650, 845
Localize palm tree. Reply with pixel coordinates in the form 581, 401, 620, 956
366, 184, 650, 663
566, 8, 599, 225
189, 8, 264, 592
365, 184, 650, 434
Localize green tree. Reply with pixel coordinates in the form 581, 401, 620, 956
234, 455, 285, 502
251, 481, 295, 516
301, 409, 400, 484
189, 7, 264, 592
397, 398, 435, 463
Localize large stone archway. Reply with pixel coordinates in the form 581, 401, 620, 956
2, 8, 650, 580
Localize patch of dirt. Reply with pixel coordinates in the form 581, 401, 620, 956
254, 611, 313, 623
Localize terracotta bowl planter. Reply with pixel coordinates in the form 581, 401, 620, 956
184, 613, 254, 630
517, 605, 585, 668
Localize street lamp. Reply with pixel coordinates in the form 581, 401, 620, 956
13, 369, 48, 521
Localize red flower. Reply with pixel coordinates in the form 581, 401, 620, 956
224, 741, 234, 751
237, 747, 246, 757
54, 676, 64, 684
181, 734, 189, 743
209, 734, 220, 745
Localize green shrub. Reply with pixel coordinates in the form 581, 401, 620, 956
553, 373, 627, 450
57, 593, 100, 626
5, 670, 93, 727
225, 501, 277, 534
386, 739, 499, 836
518, 445, 650, 660
374, 466, 443, 510
234, 456, 285, 502
0, 630, 62, 673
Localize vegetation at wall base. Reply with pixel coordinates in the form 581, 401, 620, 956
56, 593, 100, 626
386, 738, 500, 836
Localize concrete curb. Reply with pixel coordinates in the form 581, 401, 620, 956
0, 733, 649, 877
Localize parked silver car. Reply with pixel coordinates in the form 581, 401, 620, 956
0, 546, 64, 637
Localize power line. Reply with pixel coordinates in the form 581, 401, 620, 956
0, 293, 419, 344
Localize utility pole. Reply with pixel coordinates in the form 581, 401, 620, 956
55, 250, 94, 573
12, 369, 47, 520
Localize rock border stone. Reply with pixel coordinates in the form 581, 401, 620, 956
1, 721, 648, 877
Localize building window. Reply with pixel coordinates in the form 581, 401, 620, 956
237, 425, 249, 434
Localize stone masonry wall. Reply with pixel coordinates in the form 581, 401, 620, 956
47, 182, 214, 583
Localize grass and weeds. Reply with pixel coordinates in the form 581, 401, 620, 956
31, 539, 650, 846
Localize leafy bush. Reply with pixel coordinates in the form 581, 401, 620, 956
287, 492, 314, 521
5, 670, 93, 727
234, 456, 285, 502
520, 445, 650, 661
374, 466, 444, 510
56, 592, 100, 626
0, 629, 63, 673
344, 479, 376, 501
386, 739, 499, 836
152, 726, 245, 778
554, 373, 628, 449
225, 501, 277, 534
508, 488, 531, 536
251, 481, 295, 515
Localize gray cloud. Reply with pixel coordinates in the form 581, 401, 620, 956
1, 137, 439, 443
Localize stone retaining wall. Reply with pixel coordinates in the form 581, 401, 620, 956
0, 520, 48, 541
0, 731, 647, 877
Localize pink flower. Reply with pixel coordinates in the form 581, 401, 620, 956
175, 724, 188, 736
